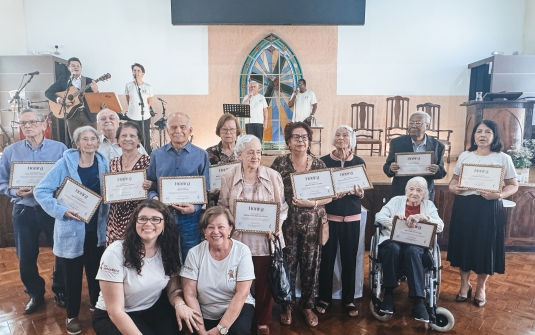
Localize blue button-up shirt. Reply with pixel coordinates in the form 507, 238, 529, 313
0, 139, 67, 206
147, 142, 210, 210
411, 134, 428, 152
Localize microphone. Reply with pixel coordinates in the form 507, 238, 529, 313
157, 97, 167, 104
133, 74, 137, 80
25, 71, 40, 76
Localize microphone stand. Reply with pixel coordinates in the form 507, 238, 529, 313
134, 75, 148, 150
8, 74, 35, 144
154, 99, 167, 148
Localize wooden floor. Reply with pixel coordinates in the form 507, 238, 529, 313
2, 248, 535, 334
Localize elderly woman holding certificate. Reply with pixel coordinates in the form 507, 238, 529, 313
34, 126, 110, 335
106, 121, 152, 246
375, 177, 443, 323
316, 125, 365, 317
206, 114, 241, 206
270, 121, 331, 328
218, 134, 288, 335
447, 120, 518, 308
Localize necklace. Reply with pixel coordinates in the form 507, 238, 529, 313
293, 155, 310, 172
241, 168, 260, 200
122, 152, 141, 170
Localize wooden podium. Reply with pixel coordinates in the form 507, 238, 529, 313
462, 100, 535, 151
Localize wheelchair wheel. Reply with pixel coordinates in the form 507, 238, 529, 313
369, 300, 392, 321
430, 307, 455, 332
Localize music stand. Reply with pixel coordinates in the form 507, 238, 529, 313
223, 104, 250, 118
85, 92, 123, 113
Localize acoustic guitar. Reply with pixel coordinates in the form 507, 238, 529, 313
49, 73, 111, 119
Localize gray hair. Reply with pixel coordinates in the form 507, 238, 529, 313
72, 126, 99, 146
20, 109, 45, 122
96, 108, 118, 122
167, 112, 191, 127
234, 134, 261, 156
331, 125, 357, 149
405, 176, 429, 200
409, 111, 431, 124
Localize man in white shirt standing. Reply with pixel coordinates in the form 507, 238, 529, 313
288, 79, 317, 123
242, 81, 268, 142
125, 63, 154, 153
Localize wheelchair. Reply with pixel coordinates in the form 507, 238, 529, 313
368, 222, 455, 332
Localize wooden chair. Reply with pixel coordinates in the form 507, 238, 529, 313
384, 96, 410, 155
351, 102, 383, 156
417, 102, 453, 163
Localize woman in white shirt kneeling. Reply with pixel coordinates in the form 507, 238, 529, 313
181, 206, 255, 335
92, 199, 201, 335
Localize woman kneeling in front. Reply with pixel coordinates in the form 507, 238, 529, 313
92, 200, 201, 335
181, 206, 255, 335
375, 177, 444, 323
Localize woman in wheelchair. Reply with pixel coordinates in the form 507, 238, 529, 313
374, 177, 444, 322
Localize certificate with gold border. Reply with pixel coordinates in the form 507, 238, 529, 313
332, 165, 373, 195
55, 177, 102, 224
390, 215, 437, 249
209, 162, 241, 190
159, 176, 207, 205
290, 168, 335, 200
9, 162, 55, 188
102, 170, 147, 204
458, 164, 505, 193
234, 200, 280, 234
394, 152, 434, 176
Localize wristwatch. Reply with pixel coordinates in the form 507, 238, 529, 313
217, 324, 228, 335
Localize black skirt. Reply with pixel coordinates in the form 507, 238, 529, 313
446, 195, 506, 275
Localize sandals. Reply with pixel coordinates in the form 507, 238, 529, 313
315, 301, 329, 314
345, 303, 359, 317
279, 310, 292, 325
303, 309, 318, 327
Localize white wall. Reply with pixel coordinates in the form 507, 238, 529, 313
0, 0, 27, 55
337, 0, 526, 96
21, 0, 208, 95
524, 0, 535, 54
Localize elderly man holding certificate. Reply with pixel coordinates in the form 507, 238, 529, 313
218, 134, 288, 335
383, 111, 446, 201
146, 112, 210, 259
375, 177, 443, 323
0, 109, 67, 314
270, 122, 332, 328
447, 120, 518, 308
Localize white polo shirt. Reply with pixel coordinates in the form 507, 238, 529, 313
291, 89, 317, 122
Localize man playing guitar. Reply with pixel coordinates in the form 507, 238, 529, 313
45, 57, 99, 146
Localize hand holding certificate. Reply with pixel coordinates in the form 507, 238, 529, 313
458, 164, 505, 193
234, 200, 280, 234
102, 170, 147, 204
55, 177, 102, 223
159, 176, 207, 205
394, 152, 435, 176
209, 162, 241, 190
390, 215, 437, 249
332, 165, 373, 195
291, 168, 335, 200
9, 162, 55, 188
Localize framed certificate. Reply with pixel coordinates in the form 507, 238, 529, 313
332, 165, 373, 195
209, 162, 241, 190
234, 200, 280, 234
102, 170, 147, 204
458, 164, 505, 193
394, 152, 435, 176
55, 177, 102, 224
390, 215, 437, 249
290, 168, 335, 200
159, 176, 207, 205
9, 162, 55, 188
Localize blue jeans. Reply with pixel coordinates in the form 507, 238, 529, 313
12, 204, 65, 299
174, 209, 202, 262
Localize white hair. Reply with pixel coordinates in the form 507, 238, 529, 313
234, 134, 261, 155
96, 108, 118, 121
409, 111, 431, 124
20, 109, 45, 122
72, 126, 99, 146
168, 112, 191, 128
331, 125, 357, 149
405, 176, 429, 200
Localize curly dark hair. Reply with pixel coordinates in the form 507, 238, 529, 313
468, 119, 503, 152
123, 199, 181, 276
284, 121, 313, 146
116, 121, 144, 148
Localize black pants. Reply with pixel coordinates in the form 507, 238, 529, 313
92, 292, 182, 335
245, 123, 263, 142
60, 230, 103, 318
379, 240, 426, 298
202, 303, 254, 335
318, 220, 360, 304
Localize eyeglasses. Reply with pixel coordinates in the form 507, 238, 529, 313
136, 216, 164, 224
408, 121, 425, 126
291, 134, 309, 142
220, 128, 236, 134
18, 120, 42, 127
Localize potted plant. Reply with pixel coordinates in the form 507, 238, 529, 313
507, 140, 534, 183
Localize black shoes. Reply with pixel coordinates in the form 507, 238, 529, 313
379, 294, 395, 314
24, 296, 45, 314
54, 292, 66, 308
412, 301, 430, 323
455, 286, 472, 302
473, 298, 487, 307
